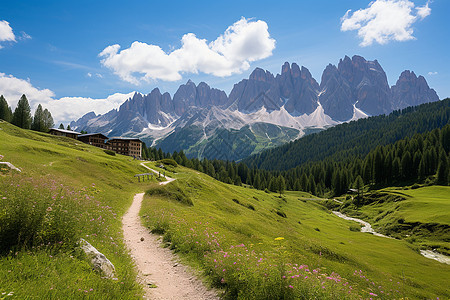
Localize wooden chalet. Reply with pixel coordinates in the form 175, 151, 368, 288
78, 133, 108, 149
48, 128, 81, 139
108, 137, 142, 158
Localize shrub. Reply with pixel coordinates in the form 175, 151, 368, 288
103, 149, 116, 156
159, 158, 178, 167
411, 183, 420, 189
232, 198, 255, 211
275, 209, 287, 218
146, 182, 193, 206
349, 224, 361, 232
247, 204, 255, 211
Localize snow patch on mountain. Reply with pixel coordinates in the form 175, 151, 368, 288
349, 102, 369, 122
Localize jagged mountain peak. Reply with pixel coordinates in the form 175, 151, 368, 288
71, 56, 439, 161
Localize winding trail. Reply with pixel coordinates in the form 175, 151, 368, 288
122, 163, 218, 300
332, 211, 450, 265
332, 211, 392, 238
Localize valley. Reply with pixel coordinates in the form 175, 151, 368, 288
1, 100, 449, 299
2, 2, 449, 299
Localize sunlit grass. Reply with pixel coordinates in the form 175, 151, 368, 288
0, 121, 157, 298
141, 164, 450, 299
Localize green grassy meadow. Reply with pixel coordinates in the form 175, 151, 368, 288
1, 120, 449, 299
140, 162, 450, 299
0, 121, 157, 299
338, 186, 450, 256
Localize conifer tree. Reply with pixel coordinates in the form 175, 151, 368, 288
293, 179, 301, 191
308, 174, 316, 195
268, 177, 277, 192
66, 124, 71, 131
42, 108, 54, 131
253, 173, 261, 190
0, 95, 12, 122
12, 94, 32, 129
300, 173, 308, 192
392, 157, 401, 180
436, 150, 448, 185
277, 175, 286, 195
401, 151, 412, 179
31, 104, 44, 131
353, 175, 364, 205
418, 157, 426, 180
332, 170, 341, 196
58, 123, 64, 129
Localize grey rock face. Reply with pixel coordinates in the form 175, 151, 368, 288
228, 68, 282, 113
391, 70, 439, 110
277, 62, 319, 115
319, 64, 355, 121
70, 57, 439, 160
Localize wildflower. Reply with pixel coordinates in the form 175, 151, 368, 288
369, 292, 377, 296
288, 285, 294, 289
46, 207, 53, 212
275, 237, 284, 241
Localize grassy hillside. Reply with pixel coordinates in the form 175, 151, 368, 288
140, 163, 450, 299
156, 123, 301, 162
0, 121, 158, 299
336, 186, 450, 256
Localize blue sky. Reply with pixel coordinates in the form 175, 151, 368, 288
0, 0, 448, 124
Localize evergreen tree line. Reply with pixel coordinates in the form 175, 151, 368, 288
243, 98, 450, 171
0, 94, 54, 132
144, 124, 450, 197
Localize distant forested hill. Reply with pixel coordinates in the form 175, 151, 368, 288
243, 98, 450, 171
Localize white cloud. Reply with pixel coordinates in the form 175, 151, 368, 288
0, 73, 55, 108
428, 71, 438, 75
99, 17, 276, 84
19, 31, 32, 41
0, 20, 16, 48
0, 72, 133, 125
54, 92, 135, 125
416, 2, 431, 19
341, 0, 431, 46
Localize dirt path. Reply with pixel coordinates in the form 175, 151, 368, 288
140, 162, 176, 185
333, 211, 450, 264
122, 164, 218, 300
332, 211, 392, 238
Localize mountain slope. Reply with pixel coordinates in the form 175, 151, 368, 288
71, 55, 439, 160
243, 98, 450, 170
0, 121, 155, 298
139, 161, 450, 299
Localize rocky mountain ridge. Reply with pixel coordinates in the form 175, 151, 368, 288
71, 55, 439, 160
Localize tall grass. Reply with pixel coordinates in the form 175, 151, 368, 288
0, 174, 142, 298
0, 175, 85, 254
142, 207, 394, 299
